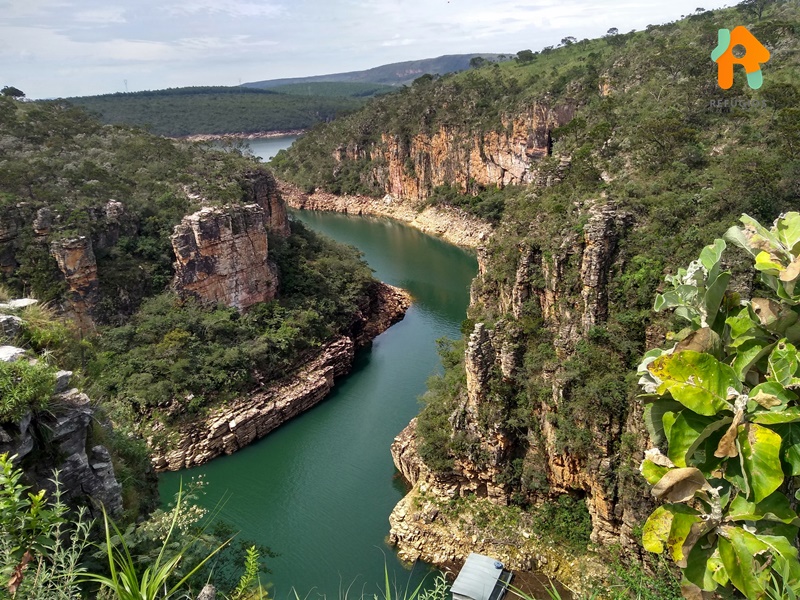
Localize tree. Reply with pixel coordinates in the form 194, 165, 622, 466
606, 27, 619, 36
560, 36, 577, 46
639, 212, 800, 599
516, 49, 535, 64
738, 0, 774, 20
1, 86, 24, 99
469, 57, 487, 69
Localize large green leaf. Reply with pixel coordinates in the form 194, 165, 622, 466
731, 339, 774, 381
642, 504, 702, 563
751, 407, 800, 425
755, 251, 785, 276
699, 238, 726, 275
726, 491, 800, 526
776, 212, 800, 254
738, 424, 784, 503
756, 533, 800, 587
768, 341, 799, 386
684, 541, 722, 592
718, 527, 771, 599
704, 272, 731, 331
644, 399, 682, 446
649, 351, 737, 416
641, 459, 671, 485
772, 423, 800, 476
665, 411, 715, 467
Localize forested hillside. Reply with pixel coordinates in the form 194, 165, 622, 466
272, 1, 800, 594
65, 84, 392, 137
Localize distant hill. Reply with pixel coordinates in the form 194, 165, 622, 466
242, 54, 509, 88
64, 84, 392, 137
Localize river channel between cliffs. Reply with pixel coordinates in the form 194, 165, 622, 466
159, 205, 478, 599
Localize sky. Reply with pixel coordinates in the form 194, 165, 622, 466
2, 0, 737, 99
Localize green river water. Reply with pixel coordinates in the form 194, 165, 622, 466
159, 196, 478, 598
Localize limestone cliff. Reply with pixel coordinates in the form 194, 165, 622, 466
367, 104, 574, 201
279, 181, 492, 249
171, 204, 278, 310
50, 236, 100, 331
150, 283, 411, 471
389, 201, 645, 578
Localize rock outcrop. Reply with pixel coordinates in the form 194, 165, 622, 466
280, 182, 492, 249
0, 350, 123, 517
388, 202, 637, 579
171, 204, 278, 310
150, 283, 411, 471
243, 170, 290, 237
50, 236, 100, 330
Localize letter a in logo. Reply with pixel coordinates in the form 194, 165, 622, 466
711, 26, 770, 89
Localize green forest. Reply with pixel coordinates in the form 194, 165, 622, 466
64, 84, 395, 137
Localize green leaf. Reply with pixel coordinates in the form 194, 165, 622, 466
768, 340, 799, 386
772, 423, 800, 476
738, 423, 784, 503
642, 504, 701, 563
751, 407, 800, 425
699, 239, 727, 274
705, 272, 731, 330
751, 381, 797, 404
684, 540, 722, 592
731, 339, 774, 382
644, 399, 682, 446
727, 491, 800, 526
641, 459, 671, 485
666, 411, 716, 467
649, 350, 737, 416
776, 212, 800, 254
727, 309, 761, 341
758, 534, 800, 587
718, 526, 771, 599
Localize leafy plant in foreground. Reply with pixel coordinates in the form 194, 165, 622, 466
638, 212, 800, 598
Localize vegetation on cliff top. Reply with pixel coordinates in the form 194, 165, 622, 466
64, 84, 395, 137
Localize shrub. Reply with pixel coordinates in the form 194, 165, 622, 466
0, 360, 56, 423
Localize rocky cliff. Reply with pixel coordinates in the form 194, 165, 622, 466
171, 204, 279, 310
150, 283, 411, 471
364, 104, 574, 201
279, 181, 492, 249
0, 333, 123, 517
388, 201, 647, 581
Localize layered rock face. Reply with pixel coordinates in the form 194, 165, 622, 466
171, 205, 278, 310
243, 170, 290, 237
279, 181, 492, 249
334, 102, 573, 201
150, 283, 411, 471
0, 351, 123, 517
50, 236, 100, 331
389, 202, 640, 573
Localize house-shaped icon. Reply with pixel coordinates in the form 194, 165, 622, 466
711, 26, 770, 90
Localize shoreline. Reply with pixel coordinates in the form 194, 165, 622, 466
278, 180, 493, 250
174, 129, 306, 142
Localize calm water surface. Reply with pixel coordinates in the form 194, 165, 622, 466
160, 137, 477, 599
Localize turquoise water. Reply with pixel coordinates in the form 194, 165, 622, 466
249, 136, 299, 162
159, 199, 477, 598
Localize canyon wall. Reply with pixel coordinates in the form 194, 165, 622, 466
171, 204, 278, 310
150, 283, 411, 471
388, 201, 651, 581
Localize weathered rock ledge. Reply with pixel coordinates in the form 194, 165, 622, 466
150, 282, 411, 471
388, 420, 606, 595
279, 181, 492, 249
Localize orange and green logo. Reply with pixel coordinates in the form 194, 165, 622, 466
711, 26, 770, 89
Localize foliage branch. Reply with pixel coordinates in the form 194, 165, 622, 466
639, 212, 800, 598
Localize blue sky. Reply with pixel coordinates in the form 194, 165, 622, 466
1, 0, 735, 99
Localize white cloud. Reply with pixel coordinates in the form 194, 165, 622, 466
73, 7, 127, 24
163, 0, 284, 17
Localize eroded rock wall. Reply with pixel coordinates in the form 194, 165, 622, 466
389, 202, 637, 570
150, 283, 411, 471
171, 204, 278, 310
